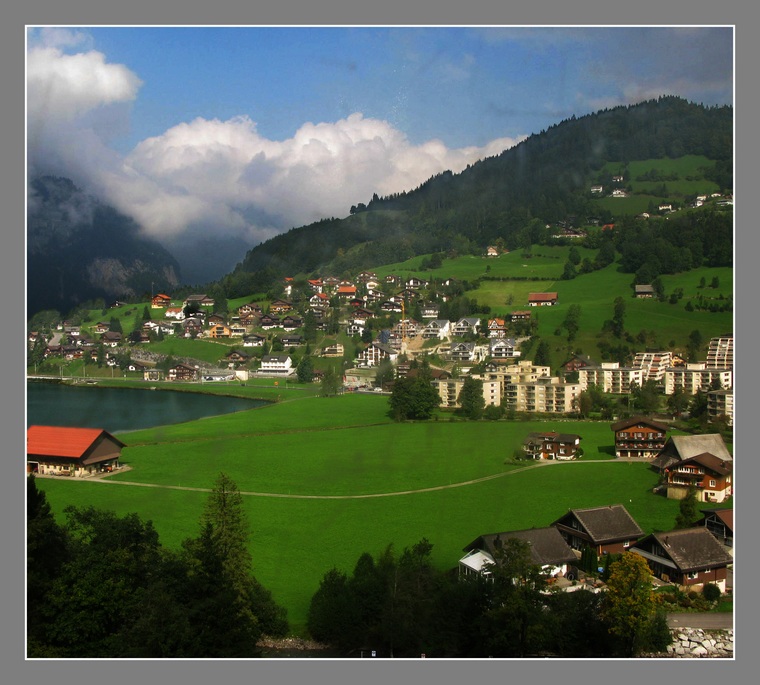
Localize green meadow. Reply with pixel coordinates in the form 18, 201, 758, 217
36, 391, 688, 636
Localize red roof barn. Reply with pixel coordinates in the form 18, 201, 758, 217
27, 425, 125, 477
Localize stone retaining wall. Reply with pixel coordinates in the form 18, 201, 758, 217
662, 628, 734, 658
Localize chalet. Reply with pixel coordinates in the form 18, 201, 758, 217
183, 294, 215, 308
551, 504, 644, 555
164, 307, 186, 320
611, 175, 624, 183
610, 416, 668, 459
282, 277, 294, 297
322, 343, 344, 357
356, 271, 377, 284
397, 288, 420, 302
629, 528, 733, 591
590, 185, 604, 194
355, 342, 397, 368
381, 300, 402, 314
259, 314, 281, 330
242, 334, 266, 348
27, 425, 125, 477
307, 279, 323, 292
310, 293, 331, 309
126, 361, 149, 373
337, 284, 357, 300
663, 453, 732, 504
562, 354, 597, 375
697, 508, 733, 551
384, 274, 401, 287
93, 322, 111, 334
238, 303, 263, 317
420, 303, 440, 319
143, 369, 163, 382
281, 334, 304, 347
528, 292, 558, 307
485, 245, 500, 257
489, 338, 520, 360
460, 527, 577, 580
168, 363, 198, 382
181, 317, 204, 338
449, 342, 477, 363
611, 189, 628, 198
269, 299, 293, 314
422, 320, 450, 340
100, 331, 123, 347
405, 277, 426, 289
349, 298, 366, 308
239, 312, 259, 327
229, 324, 247, 337
223, 350, 251, 365
650, 434, 732, 473
487, 318, 508, 339
323, 276, 342, 290
510, 310, 532, 321
452, 317, 481, 337
635, 284, 655, 298
207, 314, 226, 326
281, 315, 303, 331
151, 293, 172, 308
522, 432, 582, 461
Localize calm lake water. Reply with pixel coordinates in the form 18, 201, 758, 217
27, 382, 267, 434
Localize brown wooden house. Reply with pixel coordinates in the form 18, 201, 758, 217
663, 453, 733, 503
522, 432, 582, 460
552, 504, 644, 555
629, 528, 733, 591
610, 416, 668, 458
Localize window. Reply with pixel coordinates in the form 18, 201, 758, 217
709, 480, 717, 488
687, 571, 699, 580
623, 541, 630, 548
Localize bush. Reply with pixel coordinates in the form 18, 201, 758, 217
702, 583, 722, 603
687, 590, 699, 601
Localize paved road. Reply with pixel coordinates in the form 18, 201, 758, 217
667, 613, 734, 630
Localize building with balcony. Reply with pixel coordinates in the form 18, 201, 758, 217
706, 335, 733, 369
663, 363, 732, 395
631, 351, 673, 383
578, 362, 643, 394
663, 453, 732, 503
707, 388, 733, 427
522, 432, 582, 460
610, 416, 668, 459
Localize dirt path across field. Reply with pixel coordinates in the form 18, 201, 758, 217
75, 458, 633, 499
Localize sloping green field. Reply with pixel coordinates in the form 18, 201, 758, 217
36, 392, 687, 636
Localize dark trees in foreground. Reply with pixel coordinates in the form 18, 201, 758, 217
26, 473, 287, 658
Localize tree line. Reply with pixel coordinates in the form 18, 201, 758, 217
27, 473, 287, 658
307, 537, 673, 658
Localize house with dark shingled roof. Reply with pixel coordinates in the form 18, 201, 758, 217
629, 527, 733, 591
551, 504, 644, 555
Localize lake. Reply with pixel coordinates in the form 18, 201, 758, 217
27, 382, 267, 434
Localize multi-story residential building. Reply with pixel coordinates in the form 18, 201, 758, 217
433, 377, 501, 409
663, 453, 732, 504
610, 416, 668, 458
489, 338, 520, 360
578, 362, 644, 394
258, 355, 294, 375
707, 388, 734, 427
452, 317, 481, 337
355, 342, 397, 368
504, 376, 581, 414
632, 351, 673, 384
663, 363, 732, 395
421, 320, 451, 340
706, 334, 733, 369
487, 317, 508, 338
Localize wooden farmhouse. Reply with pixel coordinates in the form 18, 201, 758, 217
629, 528, 733, 592
551, 504, 644, 555
610, 416, 669, 459
27, 425, 125, 477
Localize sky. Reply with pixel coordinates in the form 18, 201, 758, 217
26, 25, 734, 282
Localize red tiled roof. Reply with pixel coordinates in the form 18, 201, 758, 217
528, 292, 558, 301
27, 426, 124, 459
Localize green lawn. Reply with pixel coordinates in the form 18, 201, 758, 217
36, 391, 686, 636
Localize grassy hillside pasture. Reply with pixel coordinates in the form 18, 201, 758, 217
35, 391, 697, 635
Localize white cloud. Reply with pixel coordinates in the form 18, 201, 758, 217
27, 40, 520, 258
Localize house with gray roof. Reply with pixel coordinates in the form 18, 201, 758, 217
460, 527, 577, 579
629, 527, 733, 591
551, 504, 644, 555
650, 434, 732, 472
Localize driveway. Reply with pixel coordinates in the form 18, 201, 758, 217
666, 613, 734, 630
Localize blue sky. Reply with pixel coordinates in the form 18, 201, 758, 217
26, 26, 733, 280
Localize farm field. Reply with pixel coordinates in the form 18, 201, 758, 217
36, 391, 690, 636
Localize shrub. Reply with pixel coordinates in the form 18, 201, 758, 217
687, 590, 699, 601
702, 583, 722, 603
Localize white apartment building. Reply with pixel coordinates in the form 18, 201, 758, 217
706, 335, 733, 369
631, 351, 673, 383
663, 363, 732, 395
707, 388, 734, 427
578, 362, 644, 394
504, 376, 581, 414
433, 378, 502, 409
